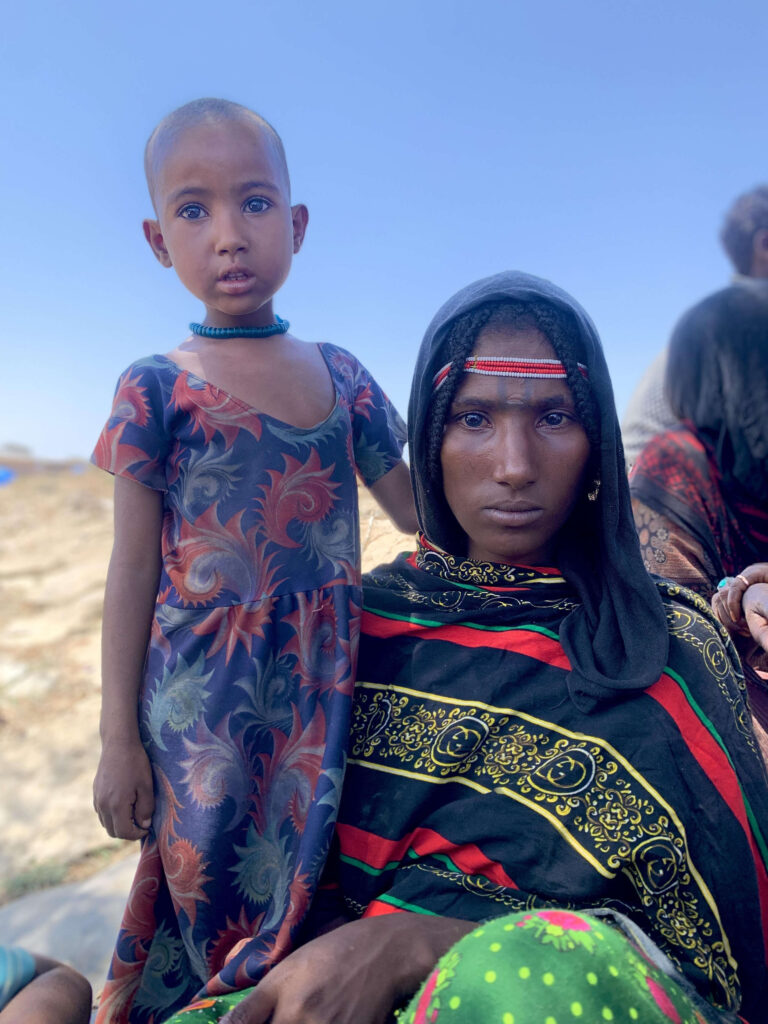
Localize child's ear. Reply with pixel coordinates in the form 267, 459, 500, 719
291, 204, 309, 254
143, 218, 173, 268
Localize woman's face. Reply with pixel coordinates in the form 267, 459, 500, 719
440, 325, 592, 565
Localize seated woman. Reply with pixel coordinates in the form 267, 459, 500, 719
168, 272, 768, 1024
629, 286, 768, 745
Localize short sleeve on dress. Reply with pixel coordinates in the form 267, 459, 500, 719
353, 369, 407, 487
320, 343, 407, 487
90, 358, 173, 492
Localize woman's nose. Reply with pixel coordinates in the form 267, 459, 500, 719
491, 424, 536, 487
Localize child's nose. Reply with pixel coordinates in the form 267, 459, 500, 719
215, 211, 249, 255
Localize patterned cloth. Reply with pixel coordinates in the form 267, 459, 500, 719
630, 422, 768, 738
323, 537, 768, 1021
91, 344, 405, 1023
401, 910, 728, 1024
162, 990, 251, 1023
0, 946, 36, 1012
630, 423, 768, 598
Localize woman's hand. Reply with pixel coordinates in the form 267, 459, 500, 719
219, 913, 474, 1024
93, 738, 154, 839
712, 563, 768, 645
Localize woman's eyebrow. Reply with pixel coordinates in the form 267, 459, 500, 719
450, 391, 575, 410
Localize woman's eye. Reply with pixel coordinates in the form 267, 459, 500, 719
541, 411, 568, 427
178, 204, 206, 220
459, 412, 487, 429
244, 196, 270, 213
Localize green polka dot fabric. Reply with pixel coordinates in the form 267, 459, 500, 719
162, 988, 251, 1023
399, 911, 712, 1024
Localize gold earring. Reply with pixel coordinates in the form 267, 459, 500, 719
587, 479, 601, 502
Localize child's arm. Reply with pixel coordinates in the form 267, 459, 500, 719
93, 475, 162, 840
367, 462, 418, 534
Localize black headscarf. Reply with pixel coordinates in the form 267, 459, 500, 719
407, 270, 669, 711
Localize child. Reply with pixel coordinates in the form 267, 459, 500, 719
0, 948, 91, 1024
91, 98, 416, 1024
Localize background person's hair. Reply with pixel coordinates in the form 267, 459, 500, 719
666, 285, 768, 500
720, 185, 768, 275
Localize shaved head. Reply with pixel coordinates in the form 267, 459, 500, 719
144, 98, 290, 209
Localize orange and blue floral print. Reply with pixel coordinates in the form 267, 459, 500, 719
91, 345, 405, 1023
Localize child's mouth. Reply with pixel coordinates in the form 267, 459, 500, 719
218, 269, 254, 294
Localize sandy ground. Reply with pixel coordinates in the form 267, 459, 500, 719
0, 464, 413, 895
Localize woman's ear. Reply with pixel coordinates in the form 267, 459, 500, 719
143, 219, 173, 268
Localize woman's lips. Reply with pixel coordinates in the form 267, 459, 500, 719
484, 505, 543, 526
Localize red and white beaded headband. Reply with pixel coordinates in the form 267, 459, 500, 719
432, 356, 589, 392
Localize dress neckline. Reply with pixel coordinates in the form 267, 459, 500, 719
155, 346, 342, 435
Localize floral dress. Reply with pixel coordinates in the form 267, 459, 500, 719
91, 344, 406, 1023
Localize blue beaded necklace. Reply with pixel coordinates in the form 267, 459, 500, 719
189, 316, 289, 339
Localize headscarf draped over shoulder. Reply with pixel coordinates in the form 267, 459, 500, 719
407, 271, 669, 711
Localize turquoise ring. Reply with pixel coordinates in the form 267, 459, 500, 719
717, 577, 733, 589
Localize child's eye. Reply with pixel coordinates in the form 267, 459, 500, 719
244, 196, 271, 214
178, 204, 207, 220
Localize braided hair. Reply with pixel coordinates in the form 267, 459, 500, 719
425, 299, 600, 487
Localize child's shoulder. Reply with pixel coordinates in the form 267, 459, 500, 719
317, 342, 375, 385
114, 353, 185, 386
119, 353, 177, 374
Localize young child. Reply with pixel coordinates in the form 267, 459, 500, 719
0, 948, 91, 1024
91, 98, 416, 1024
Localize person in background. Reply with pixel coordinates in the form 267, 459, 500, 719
630, 285, 768, 754
0, 947, 91, 1024
90, 97, 416, 1024
621, 184, 768, 468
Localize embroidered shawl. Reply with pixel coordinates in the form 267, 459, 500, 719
330, 541, 768, 1020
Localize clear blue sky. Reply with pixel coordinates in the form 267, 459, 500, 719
2, 0, 766, 459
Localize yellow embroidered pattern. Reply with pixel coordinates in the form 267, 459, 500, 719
350, 681, 737, 1009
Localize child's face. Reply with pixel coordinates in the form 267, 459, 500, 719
143, 120, 307, 328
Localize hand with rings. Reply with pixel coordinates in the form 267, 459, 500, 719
712, 563, 768, 652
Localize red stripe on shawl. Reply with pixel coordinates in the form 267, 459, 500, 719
362, 612, 571, 671
647, 673, 768, 955
364, 900, 405, 917
337, 823, 519, 890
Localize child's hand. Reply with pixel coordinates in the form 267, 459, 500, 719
93, 739, 154, 840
